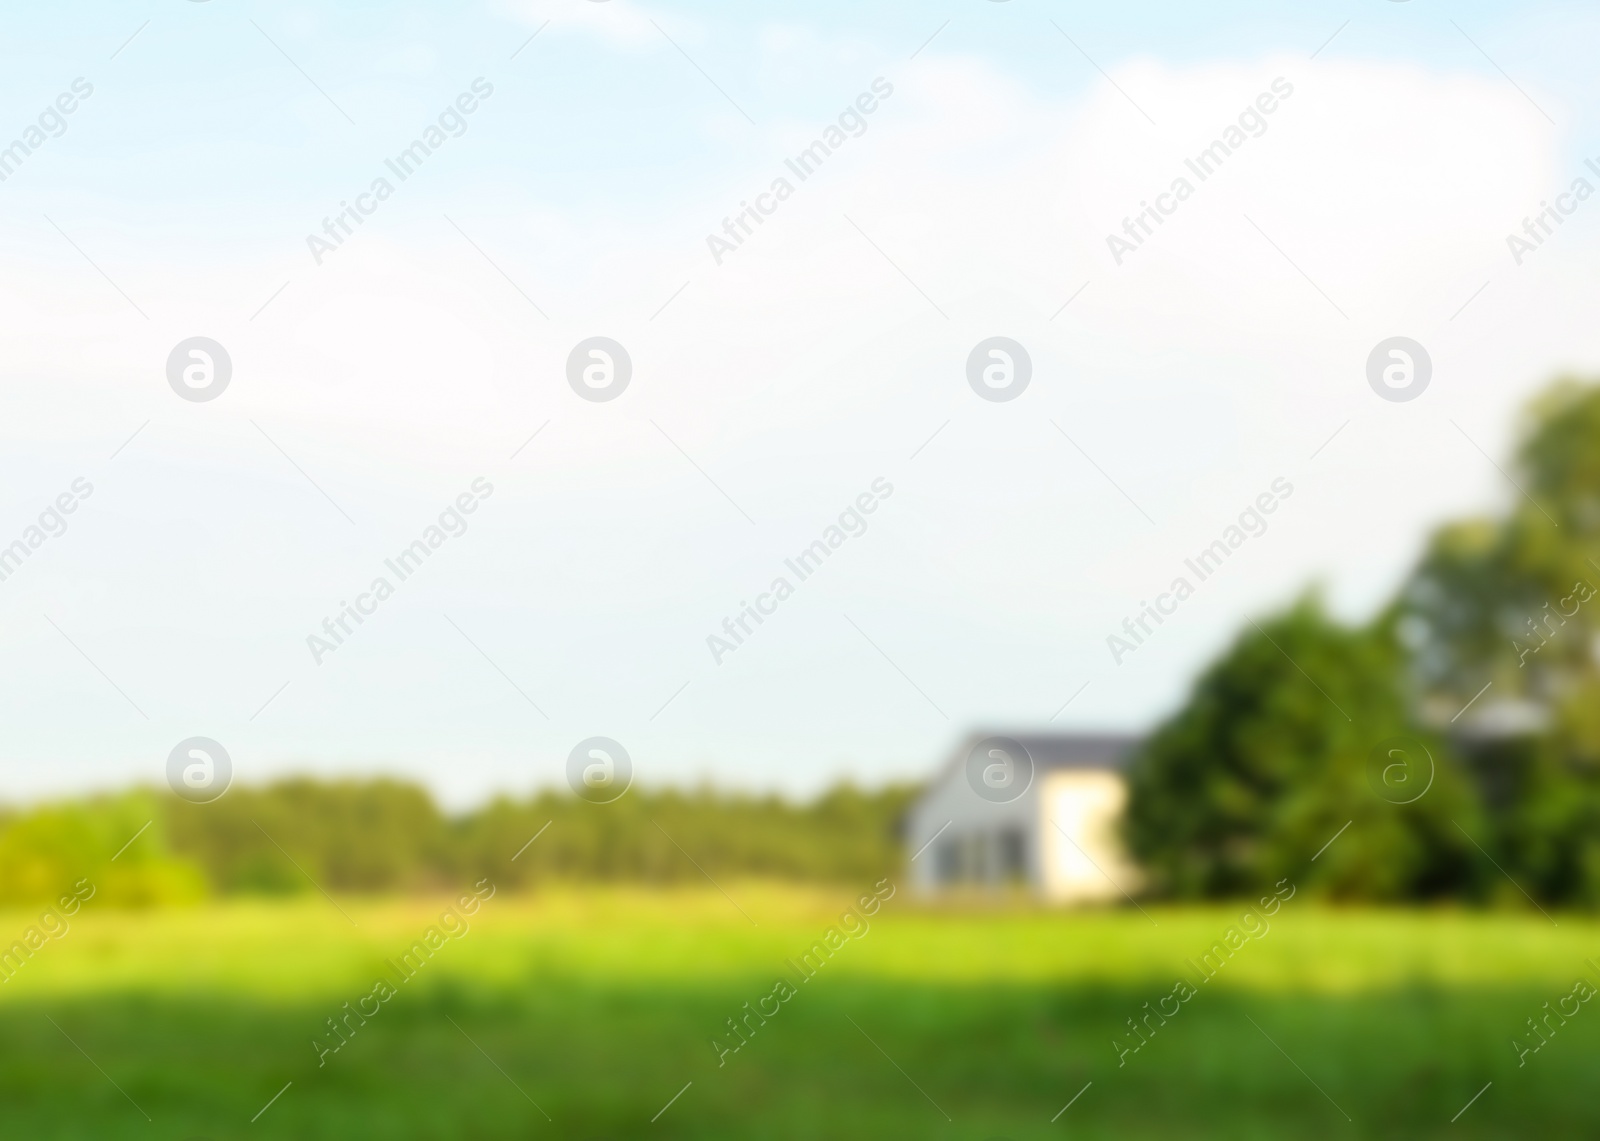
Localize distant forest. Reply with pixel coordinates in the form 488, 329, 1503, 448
0, 780, 918, 906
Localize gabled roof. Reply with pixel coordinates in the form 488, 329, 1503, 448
983, 733, 1142, 771
918, 732, 1143, 801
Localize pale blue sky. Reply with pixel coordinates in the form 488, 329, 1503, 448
2, 0, 1596, 807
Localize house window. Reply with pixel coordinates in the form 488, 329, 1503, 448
998, 828, 1026, 882
968, 833, 989, 882
935, 837, 961, 884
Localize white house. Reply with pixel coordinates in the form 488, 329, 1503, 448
905, 732, 1143, 902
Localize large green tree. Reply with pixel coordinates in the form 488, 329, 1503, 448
1124, 595, 1481, 900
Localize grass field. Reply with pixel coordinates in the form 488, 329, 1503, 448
1, 883, 1595, 1139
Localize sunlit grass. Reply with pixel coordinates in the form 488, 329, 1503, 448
0, 885, 1592, 1139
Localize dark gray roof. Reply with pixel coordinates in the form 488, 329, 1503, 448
960, 732, 1142, 771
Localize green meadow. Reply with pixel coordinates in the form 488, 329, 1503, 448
2, 885, 1595, 1139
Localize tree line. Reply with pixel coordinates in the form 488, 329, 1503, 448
0, 779, 917, 906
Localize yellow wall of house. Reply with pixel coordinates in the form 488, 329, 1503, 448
1039, 771, 1141, 902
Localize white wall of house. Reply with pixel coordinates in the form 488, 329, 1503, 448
905, 761, 1039, 894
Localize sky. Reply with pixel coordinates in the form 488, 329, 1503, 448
1, 0, 1597, 808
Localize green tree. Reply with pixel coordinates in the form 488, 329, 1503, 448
1400, 380, 1600, 903
1124, 595, 1481, 900
165, 778, 450, 893
0, 792, 205, 907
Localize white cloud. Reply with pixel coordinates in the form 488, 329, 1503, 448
1, 42, 1593, 805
